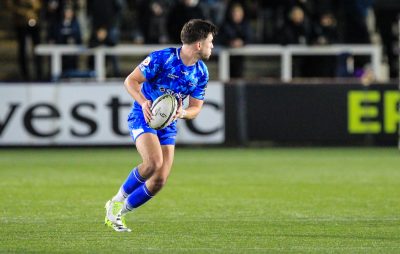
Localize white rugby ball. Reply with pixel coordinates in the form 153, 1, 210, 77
148, 94, 178, 130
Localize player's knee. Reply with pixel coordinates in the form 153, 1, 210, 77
142, 156, 163, 176
149, 156, 163, 171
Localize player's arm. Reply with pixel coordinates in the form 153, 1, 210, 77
177, 96, 204, 120
124, 67, 152, 122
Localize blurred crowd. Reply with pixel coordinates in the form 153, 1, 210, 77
5, 0, 400, 81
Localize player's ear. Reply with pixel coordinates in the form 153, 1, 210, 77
196, 42, 201, 50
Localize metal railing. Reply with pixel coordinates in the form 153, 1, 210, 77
35, 44, 382, 82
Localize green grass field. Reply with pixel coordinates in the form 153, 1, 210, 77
0, 147, 399, 253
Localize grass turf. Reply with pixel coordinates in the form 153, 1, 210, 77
0, 147, 399, 253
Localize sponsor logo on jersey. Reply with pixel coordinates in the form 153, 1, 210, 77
158, 87, 185, 100
141, 57, 151, 66
167, 73, 179, 79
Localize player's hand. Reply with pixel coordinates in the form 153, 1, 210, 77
141, 100, 153, 123
174, 97, 183, 120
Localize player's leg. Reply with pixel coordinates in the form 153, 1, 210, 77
114, 124, 177, 207
122, 144, 175, 212
108, 104, 160, 203
111, 133, 162, 202
105, 132, 162, 232
146, 144, 175, 194
105, 144, 173, 232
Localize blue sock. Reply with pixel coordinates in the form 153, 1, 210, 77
126, 184, 154, 209
122, 167, 146, 195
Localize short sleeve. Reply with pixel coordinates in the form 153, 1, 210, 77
190, 61, 209, 100
190, 75, 208, 100
138, 52, 162, 82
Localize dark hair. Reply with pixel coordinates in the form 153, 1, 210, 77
180, 19, 218, 44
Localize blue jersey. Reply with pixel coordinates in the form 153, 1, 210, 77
127, 47, 209, 142
136, 47, 209, 105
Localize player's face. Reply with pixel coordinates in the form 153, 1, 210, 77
199, 34, 214, 60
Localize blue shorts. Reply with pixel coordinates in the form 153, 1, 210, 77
127, 103, 177, 145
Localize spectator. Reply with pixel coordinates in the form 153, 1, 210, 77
285, 0, 314, 20
140, 0, 170, 44
121, 0, 145, 44
339, 0, 373, 44
307, 12, 339, 77
199, 0, 228, 27
87, 0, 124, 77
312, 12, 338, 45
7, 0, 43, 81
279, 5, 313, 77
374, 0, 400, 79
167, 0, 205, 44
49, 5, 82, 75
254, 0, 286, 43
44, 0, 63, 43
310, 0, 337, 19
336, 0, 373, 79
44, 0, 80, 43
279, 5, 312, 45
219, 2, 252, 78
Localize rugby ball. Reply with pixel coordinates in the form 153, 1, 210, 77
148, 94, 178, 130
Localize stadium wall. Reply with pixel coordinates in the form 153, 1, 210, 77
0, 82, 224, 146
0, 82, 399, 146
225, 82, 399, 146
